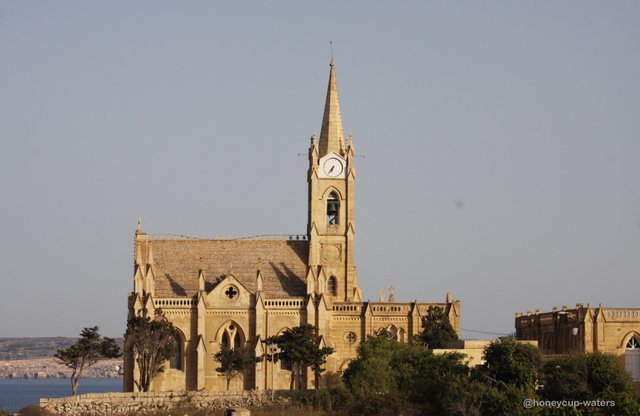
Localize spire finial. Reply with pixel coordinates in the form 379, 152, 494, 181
137, 218, 142, 230
330, 40, 334, 63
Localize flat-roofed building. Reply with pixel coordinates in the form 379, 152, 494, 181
515, 304, 640, 381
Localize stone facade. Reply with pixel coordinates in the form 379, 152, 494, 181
515, 304, 640, 380
433, 340, 538, 368
124, 60, 461, 392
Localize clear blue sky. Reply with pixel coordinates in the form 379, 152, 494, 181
1, 1, 639, 338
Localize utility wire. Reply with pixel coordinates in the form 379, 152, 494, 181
460, 328, 512, 336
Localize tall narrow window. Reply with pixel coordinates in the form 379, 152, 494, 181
327, 192, 340, 225
280, 358, 292, 371
277, 329, 292, 371
169, 333, 182, 370
626, 336, 640, 380
327, 276, 337, 296
220, 322, 243, 350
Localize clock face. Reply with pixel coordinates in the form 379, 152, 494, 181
322, 157, 344, 177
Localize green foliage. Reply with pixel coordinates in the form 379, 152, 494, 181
214, 344, 260, 390
393, 345, 468, 405
286, 335, 640, 416
479, 383, 538, 416
269, 324, 334, 390
278, 333, 640, 416
585, 353, 633, 396
418, 305, 459, 349
477, 337, 542, 391
343, 332, 479, 415
600, 390, 640, 416
342, 332, 401, 398
124, 312, 177, 392
54, 326, 121, 395
541, 354, 590, 400
541, 352, 634, 401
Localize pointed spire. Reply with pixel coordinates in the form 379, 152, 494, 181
198, 270, 206, 292
256, 270, 263, 292
318, 59, 345, 157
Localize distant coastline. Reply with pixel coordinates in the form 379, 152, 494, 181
0, 358, 123, 379
0, 337, 124, 361
0, 337, 124, 379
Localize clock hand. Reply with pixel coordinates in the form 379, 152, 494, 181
328, 166, 335, 174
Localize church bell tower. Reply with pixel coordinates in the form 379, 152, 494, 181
307, 60, 361, 302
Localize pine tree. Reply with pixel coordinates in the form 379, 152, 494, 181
54, 326, 121, 395
124, 313, 176, 392
418, 305, 459, 349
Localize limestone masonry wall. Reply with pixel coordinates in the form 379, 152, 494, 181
41, 391, 286, 415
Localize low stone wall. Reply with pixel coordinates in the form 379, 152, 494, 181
40, 391, 287, 415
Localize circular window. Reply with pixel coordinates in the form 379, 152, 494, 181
224, 285, 239, 299
344, 332, 357, 344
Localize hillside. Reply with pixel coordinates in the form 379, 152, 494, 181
0, 337, 124, 360
0, 338, 125, 379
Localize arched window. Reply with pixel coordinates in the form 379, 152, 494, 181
375, 325, 399, 341
220, 322, 243, 350
327, 192, 340, 225
276, 328, 293, 371
327, 276, 337, 296
169, 333, 182, 370
626, 336, 640, 380
386, 325, 398, 341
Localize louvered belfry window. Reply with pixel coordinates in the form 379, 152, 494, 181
327, 276, 337, 296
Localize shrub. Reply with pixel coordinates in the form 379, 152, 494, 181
17, 405, 47, 416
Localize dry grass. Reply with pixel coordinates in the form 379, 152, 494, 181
68, 404, 327, 416
249, 404, 327, 416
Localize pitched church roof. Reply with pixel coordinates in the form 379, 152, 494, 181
147, 239, 309, 298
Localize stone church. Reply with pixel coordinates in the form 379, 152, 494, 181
516, 304, 640, 381
124, 61, 461, 392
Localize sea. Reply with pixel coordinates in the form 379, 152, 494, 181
0, 378, 122, 413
